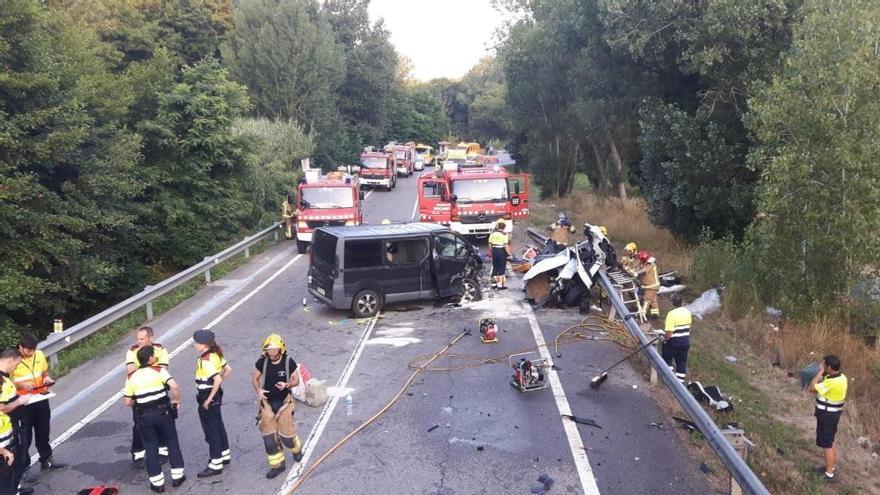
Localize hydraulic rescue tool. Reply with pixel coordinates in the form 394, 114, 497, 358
510, 352, 550, 392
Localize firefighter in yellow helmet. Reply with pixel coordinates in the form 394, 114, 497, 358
252, 334, 303, 479
598, 225, 608, 237
549, 213, 576, 246
634, 251, 661, 318
621, 242, 638, 274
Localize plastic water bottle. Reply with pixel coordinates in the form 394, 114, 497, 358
345, 394, 353, 416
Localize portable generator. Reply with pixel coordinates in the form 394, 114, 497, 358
479, 316, 498, 343
509, 352, 550, 392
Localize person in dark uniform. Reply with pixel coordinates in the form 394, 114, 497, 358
125, 326, 170, 468
192, 330, 231, 478
124, 346, 185, 493
251, 334, 303, 479
488, 221, 510, 290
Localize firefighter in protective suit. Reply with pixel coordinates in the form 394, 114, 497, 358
633, 251, 661, 319
251, 334, 303, 479
549, 213, 576, 246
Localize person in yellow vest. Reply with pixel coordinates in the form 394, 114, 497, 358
809, 355, 847, 482
193, 330, 231, 478
489, 221, 511, 290
124, 345, 185, 493
13, 335, 66, 473
125, 326, 170, 468
663, 294, 691, 382
251, 334, 304, 479
0, 349, 31, 495
634, 251, 661, 318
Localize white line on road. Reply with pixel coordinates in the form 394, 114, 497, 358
276, 315, 380, 495
363, 189, 373, 201
525, 306, 602, 495
410, 195, 419, 221
34, 254, 304, 466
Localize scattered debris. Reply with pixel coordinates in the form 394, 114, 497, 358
427, 425, 439, 432
724, 355, 738, 363
687, 288, 722, 320
673, 416, 699, 433
776, 447, 786, 456
634, 457, 640, 462
632, 384, 638, 389
530, 486, 546, 495
476, 446, 484, 451
649, 422, 665, 430
699, 462, 715, 474
537, 473, 555, 491
688, 381, 733, 412
765, 306, 783, 319
857, 436, 871, 449
561, 414, 601, 429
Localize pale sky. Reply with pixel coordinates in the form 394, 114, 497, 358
368, 0, 508, 81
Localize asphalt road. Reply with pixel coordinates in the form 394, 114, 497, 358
30, 164, 718, 495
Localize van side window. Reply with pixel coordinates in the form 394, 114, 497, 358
344, 240, 382, 268
385, 238, 428, 265
435, 233, 467, 259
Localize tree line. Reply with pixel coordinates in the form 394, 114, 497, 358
450, 0, 879, 326
0, 0, 448, 343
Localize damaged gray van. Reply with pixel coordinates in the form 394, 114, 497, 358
308, 223, 483, 317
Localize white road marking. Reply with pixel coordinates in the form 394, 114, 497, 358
410, 195, 419, 221
33, 254, 304, 466
276, 315, 380, 494
363, 189, 373, 201
365, 337, 421, 347
525, 307, 602, 495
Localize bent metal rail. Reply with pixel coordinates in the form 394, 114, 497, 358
525, 227, 770, 495
39, 222, 282, 362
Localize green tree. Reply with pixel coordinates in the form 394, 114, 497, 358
1, 2, 144, 338
221, 0, 346, 165
386, 84, 449, 144
746, 0, 880, 314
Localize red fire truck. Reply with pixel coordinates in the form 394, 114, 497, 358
285, 171, 364, 253
358, 149, 396, 191
386, 143, 414, 177
417, 164, 530, 237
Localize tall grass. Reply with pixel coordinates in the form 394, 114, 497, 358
527, 177, 694, 276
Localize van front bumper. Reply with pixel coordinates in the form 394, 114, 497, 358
361, 177, 391, 186
296, 231, 313, 243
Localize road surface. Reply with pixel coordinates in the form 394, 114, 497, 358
30, 163, 717, 495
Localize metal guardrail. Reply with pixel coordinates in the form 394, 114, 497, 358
39, 222, 282, 362
525, 227, 769, 495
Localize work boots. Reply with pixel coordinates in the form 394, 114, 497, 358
266, 463, 286, 479
197, 467, 222, 478
40, 457, 68, 470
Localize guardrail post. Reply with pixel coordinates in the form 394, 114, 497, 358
205, 269, 211, 284
245, 246, 250, 258
273, 231, 279, 242
146, 302, 154, 321
721, 429, 755, 495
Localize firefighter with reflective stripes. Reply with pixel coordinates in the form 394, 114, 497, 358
192, 330, 231, 478
0, 349, 31, 495
12, 334, 65, 473
125, 326, 170, 467
809, 355, 847, 481
549, 213, 576, 246
251, 334, 303, 479
633, 250, 661, 318
124, 345, 185, 493
621, 242, 638, 273
663, 294, 691, 382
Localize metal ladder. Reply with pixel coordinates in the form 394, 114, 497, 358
607, 269, 646, 322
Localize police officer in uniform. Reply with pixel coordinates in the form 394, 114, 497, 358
192, 330, 231, 478
252, 334, 303, 479
126, 326, 170, 467
13, 334, 66, 472
0, 349, 30, 495
663, 294, 692, 382
809, 355, 848, 481
124, 346, 185, 493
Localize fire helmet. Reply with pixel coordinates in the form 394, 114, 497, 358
625, 242, 637, 253
637, 250, 651, 263
262, 334, 286, 354
598, 226, 608, 236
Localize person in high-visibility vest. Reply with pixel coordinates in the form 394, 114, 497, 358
633, 251, 661, 318
662, 294, 692, 382
0, 349, 31, 495
12, 335, 66, 473
621, 242, 638, 273
125, 326, 170, 468
193, 330, 231, 478
489, 222, 510, 290
251, 334, 304, 479
124, 345, 185, 492
809, 355, 848, 481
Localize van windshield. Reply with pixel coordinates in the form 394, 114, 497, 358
301, 187, 354, 209
361, 157, 387, 169
452, 178, 508, 203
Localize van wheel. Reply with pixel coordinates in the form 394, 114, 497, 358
462, 277, 482, 302
296, 240, 308, 254
352, 289, 381, 318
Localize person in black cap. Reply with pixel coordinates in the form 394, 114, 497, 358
192, 330, 232, 478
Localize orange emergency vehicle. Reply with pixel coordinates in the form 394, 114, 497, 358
285, 171, 364, 253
